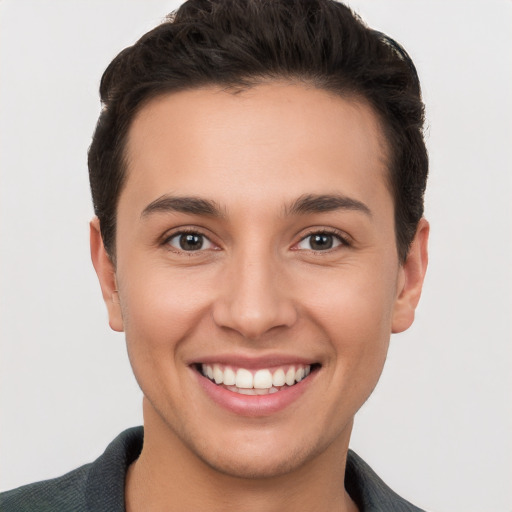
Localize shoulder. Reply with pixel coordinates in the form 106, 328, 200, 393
0, 427, 143, 512
346, 450, 426, 512
0, 464, 92, 512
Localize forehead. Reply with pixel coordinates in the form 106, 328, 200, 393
122, 83, 391, 214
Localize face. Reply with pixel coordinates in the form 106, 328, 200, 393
92, 83, 428, 479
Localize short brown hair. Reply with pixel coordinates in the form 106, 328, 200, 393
88, 0, 428, 262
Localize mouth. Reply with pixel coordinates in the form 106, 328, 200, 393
195, 362, 321, 396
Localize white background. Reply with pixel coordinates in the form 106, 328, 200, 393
1, 1, 511, 511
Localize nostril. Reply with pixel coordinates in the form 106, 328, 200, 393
211, 286, 298, 340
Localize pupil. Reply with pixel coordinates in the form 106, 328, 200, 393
310, 234, 333, 250
180, 233, 203, 251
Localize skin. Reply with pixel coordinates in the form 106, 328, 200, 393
91, 83, 429, 512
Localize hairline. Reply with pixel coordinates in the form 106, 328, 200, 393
107, 77, 397, 264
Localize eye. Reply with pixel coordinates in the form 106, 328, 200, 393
166, 232, 215, 252
296, 232, 345, 251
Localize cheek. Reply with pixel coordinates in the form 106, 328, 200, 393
303, 266, 397, 339
117, 261, 215, 353
116, 263, 218, 410
298, 264, 397, 385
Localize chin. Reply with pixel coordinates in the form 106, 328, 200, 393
196, 442, 315, 480
182, 422, 341, 481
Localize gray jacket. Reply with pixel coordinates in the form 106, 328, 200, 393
0, 427, 426, 511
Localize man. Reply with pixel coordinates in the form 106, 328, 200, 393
0, 0, 429, 510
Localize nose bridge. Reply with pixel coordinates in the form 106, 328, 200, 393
213, 242, 297, 339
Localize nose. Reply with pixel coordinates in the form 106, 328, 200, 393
212, 249, 298, 340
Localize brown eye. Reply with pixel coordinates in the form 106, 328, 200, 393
310, 234, 334, 250
167, 232, 214, 251
296, 232, 344, 251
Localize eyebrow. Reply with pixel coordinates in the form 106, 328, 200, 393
141, 195, 223, 218
285, 194, 372, 217
140, 193, 372, 219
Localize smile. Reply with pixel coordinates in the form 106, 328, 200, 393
199, 363, 316, 396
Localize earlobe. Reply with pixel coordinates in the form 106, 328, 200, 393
391, 218, 429, 334
90, 217, 124, 332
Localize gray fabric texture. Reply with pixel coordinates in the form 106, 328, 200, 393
0, 427, 425, 511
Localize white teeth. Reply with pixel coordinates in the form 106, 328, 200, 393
202, 364, 215, 380
253, 369, 273, 389
201, 363, 313, 391
272, 368, 286, 387
237, 388, 257, 395
223, 367, 236, 385
213, 364, 223, 384
285, 367, 296, 386
225, 386, 281, 395
235, 368, 253, 389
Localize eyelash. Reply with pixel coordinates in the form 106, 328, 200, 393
294, 229, 351, 252
162, 228, 351, 254
163, 228, 217, 254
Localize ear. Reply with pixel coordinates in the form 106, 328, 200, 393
392, 218, 429, 333
90, 217, 124, 332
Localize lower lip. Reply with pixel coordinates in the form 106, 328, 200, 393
194, 369, 315, 417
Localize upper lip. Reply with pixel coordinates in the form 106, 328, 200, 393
187, 353, 319, 369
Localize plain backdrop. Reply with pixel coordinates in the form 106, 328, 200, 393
1, 1, 511, 511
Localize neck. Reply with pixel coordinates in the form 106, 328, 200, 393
125, 400, 358, 512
